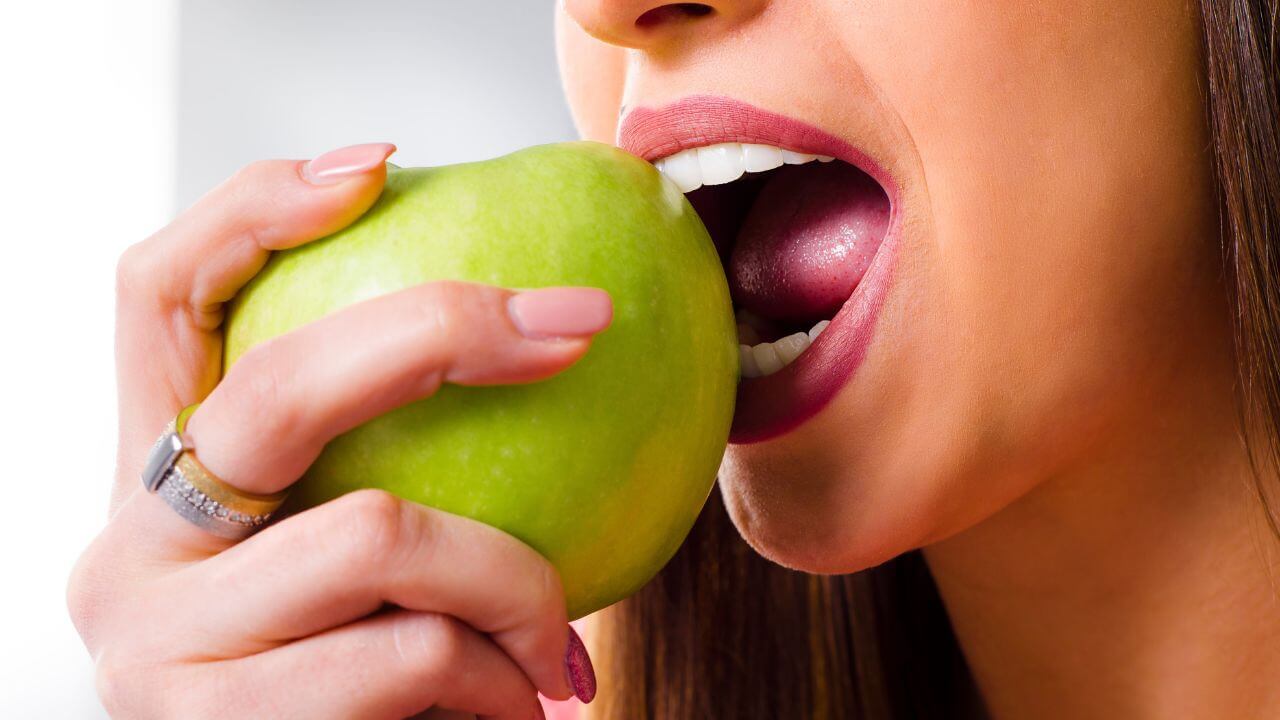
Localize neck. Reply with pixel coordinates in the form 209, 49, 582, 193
925, 357, 1280, 718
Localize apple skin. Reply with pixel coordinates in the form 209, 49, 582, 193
223, 141, 737, 619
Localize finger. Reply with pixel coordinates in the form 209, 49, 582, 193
102, 281, 607, 605
185, 282, 612, 494
215, 610, 541, 720
107, 281, 608, 558
149, 491, 575, 701
115, 143, 396, 484
123, 143, 398, 328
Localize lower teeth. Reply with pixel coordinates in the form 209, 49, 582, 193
738, 319, 831, 379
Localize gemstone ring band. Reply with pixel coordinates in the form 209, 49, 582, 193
140, 404, 288, 540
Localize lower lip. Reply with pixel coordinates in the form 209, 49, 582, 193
729, 214, 899, 444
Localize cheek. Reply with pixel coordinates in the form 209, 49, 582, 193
554, 6, 627, 143
907, 4, 1215, 526
884, 1, 1218, 469
725, 0, 1218, 572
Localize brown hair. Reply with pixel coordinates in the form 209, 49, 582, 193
588, 2, 1279, 717
1205, 0, 1280, 537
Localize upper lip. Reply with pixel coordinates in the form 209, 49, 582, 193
616, 94, 897, 200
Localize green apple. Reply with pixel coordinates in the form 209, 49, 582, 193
223, 141, 737, 618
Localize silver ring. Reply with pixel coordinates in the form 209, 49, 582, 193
141, 405, 287, 540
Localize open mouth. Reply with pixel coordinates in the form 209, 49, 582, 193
657, 146, 889, 377
621, 96, 899, 443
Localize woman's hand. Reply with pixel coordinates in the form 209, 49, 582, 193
67, 143, 605, 719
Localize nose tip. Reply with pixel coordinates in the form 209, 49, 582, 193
564, 0, 762, 49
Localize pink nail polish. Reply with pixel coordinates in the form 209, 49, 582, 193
508, 288, 613, 340
564, 625, 596, 704
302, 142, 396, 185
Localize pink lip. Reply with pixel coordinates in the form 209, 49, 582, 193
618, 96, 901, 444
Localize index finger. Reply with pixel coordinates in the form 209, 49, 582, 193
115, 143, 396, 496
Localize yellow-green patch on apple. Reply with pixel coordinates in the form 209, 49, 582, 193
223, 142, 737, 619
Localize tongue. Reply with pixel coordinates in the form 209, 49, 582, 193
729, 162, 889, 324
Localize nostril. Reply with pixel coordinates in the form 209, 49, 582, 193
636, 3, 714, 29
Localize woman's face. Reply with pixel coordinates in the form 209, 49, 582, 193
556, 1, 1222, 572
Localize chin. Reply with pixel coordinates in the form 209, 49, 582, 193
717, 433, 905, 575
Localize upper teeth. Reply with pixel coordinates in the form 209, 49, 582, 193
654, 142, 834, 193
657, 143, 838, 378
739, 319, 831, 379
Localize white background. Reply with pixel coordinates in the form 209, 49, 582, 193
1, 2, 572, 715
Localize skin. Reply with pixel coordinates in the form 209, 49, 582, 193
559, 1, 1280, 719
67, 3, 1279, 718
68, 152, 598, 718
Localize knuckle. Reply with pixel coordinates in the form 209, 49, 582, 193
220, 341, 296, 435
330, 489, 412, 568
93, 660, 126, 716
527, 558, 567, 626
227, 159, 299, 211
98, 655, 206, 720
411, 281, 470, 341
223, 160, 292, 221
495, 549, 566, 650
93, 648, 146, 718
189, 664, 280, 720
231, 158, 281, 188
66, 534, 116, 643
394, 613, 468, 686
65, 554, 98, 638
114, 239, 158, 306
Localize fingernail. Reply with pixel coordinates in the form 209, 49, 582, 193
302, 142, 396, 185
564, 625, 596, 704
508, 288, 613, 340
